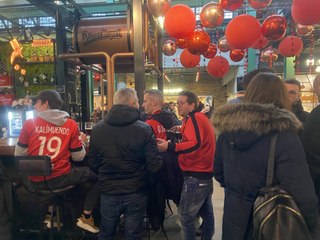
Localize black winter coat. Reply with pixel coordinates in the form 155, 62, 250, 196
88, 105, 162, 195
212, 103, 318, 240
302, 105, 320, 176
292, 99, 309, 124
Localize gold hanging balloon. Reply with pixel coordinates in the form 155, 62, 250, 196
296, 24, 314, 36
260, 46, 278, 65
147, 0, 171, 18
218, 37, 231, 52
200, 2, 224, 29
162, 40, 177, 56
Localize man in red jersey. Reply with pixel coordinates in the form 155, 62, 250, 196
15, 89, 99, 233
142, 89, 180, 140
142, 89, 182, 230
157, 90, 216, 240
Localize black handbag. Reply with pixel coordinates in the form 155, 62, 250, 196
253, 134, 312, 240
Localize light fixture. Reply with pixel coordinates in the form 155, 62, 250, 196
54, 0, 64, 5
306, 58, 314, 66
316, 66, 320, 72
157, 16, 165, 29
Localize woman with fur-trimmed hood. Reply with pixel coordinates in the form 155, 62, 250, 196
212, 72, 318, 240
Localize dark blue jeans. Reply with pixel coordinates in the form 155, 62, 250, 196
178, 176, 214, 240
99, 192, 147, 240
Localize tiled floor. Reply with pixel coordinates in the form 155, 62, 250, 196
140, 180, 224, 240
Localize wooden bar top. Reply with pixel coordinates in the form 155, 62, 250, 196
0, 138, 17, 156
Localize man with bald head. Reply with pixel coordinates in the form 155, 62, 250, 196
302, 75, 320, 213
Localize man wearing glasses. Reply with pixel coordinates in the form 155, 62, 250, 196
157, 90, 216, 240
284, 79, 309, 123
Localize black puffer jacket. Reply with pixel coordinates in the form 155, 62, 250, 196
213, 103, 318, 240
89, 105, 162, 195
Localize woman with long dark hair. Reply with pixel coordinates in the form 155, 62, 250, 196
212, 72, 318, 240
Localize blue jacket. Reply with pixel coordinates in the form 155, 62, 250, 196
213, 103, 318, 240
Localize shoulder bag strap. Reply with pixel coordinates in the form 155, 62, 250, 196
266, 133, 278, 187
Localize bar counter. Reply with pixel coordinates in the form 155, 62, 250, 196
0, 138, 17, 156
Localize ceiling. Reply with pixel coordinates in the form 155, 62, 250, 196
0, 0, 319, 56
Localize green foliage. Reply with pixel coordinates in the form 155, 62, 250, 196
15, 85, 55, 98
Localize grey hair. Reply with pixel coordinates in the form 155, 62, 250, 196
113, 88, 138, 105
144, 89, 164, 103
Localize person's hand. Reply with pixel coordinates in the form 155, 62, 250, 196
79, 132, 87, 143
157, 138, 168, 152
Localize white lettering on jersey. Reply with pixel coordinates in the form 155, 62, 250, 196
157, 125, 166, 134
35, 126, 70, 135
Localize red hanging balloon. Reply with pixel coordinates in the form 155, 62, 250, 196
180, 49, 200, 68
248, 0, 272, 9
207, 56, 230, 78
147, 0, 171, 18
203, 43, 218, 59
220, 0, 244, 11
162, 40, 177, 56
292, 0, 320, 25
176, 38, 188, 49
218, 37, 231, 52
261, 15, 287, 41
164, 4, 196, 39
251, 34, 269, 49
187, 28, 211, 55
278, 35, 304, 57
230, 49, 245, 62
200, 2, 224, 29
295, 24, 314, 36
225, 14, 261, 49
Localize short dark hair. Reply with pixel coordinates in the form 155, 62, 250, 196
178, 90, 198, 108
243, 68, 275, 90
36, 89, 63, 109
283, 79, 301, 90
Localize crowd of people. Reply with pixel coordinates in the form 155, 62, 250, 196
13, 68, 320, 240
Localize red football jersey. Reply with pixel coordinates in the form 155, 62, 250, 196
18, 117, 83, 181
145, 118, 167, 140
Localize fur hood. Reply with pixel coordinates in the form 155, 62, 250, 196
212, 103, 302, 135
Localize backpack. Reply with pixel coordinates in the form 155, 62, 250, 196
253, 134, 312, 240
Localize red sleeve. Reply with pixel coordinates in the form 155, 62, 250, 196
18, 120, 32, 146
145, 119, 167, 140
174, 114, 201, 154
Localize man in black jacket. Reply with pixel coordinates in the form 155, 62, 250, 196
88, 88, 162, 240
284, 79, 309, 123
302, 75, 320, 205
302, 74, 320, 238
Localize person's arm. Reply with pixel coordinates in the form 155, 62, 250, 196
169, 114, 201, 154
213, 135, 225, 187
15, 121, 30, 156
69, 122, 86, 161
276, 132, 318, 231
144, 126, 163, 184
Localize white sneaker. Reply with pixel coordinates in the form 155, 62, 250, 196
76, 214, 99, 234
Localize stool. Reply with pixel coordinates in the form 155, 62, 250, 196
13, 155, 76, 239
37, 185, 75, 232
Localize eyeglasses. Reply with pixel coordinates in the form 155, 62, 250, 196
288, 90, 299, 95
177, 101, 188, 106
